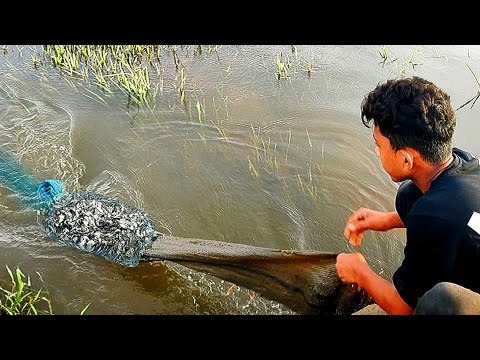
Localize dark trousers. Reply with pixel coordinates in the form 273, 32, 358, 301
414, 282, 480, 315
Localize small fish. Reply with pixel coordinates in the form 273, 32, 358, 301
44, 191, 372, 315
44, 191, 160, 267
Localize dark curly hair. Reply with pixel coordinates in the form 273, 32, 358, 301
361, 76, 456, 164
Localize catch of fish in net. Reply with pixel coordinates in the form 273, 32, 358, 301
1, 147, 373, 315
44, 190, 159, 267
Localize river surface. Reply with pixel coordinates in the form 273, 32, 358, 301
0, 45, 479, 314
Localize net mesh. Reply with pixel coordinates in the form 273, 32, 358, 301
44, 191, 160, 267
0, 146, 372, 314
0, 146, 47, 211
143, 236, 373, 315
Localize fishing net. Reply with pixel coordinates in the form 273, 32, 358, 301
0, 146, 49, 212
44, 191, 161, 267
41, 187, 372, 314
142, 236, 373, 315
0, 145, 160, 267
0, 146, 373, 314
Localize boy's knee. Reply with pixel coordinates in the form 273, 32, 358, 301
414, 282, 480, 315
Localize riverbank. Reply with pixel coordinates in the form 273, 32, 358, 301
353, 303, 387, 315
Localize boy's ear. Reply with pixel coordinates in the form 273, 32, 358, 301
399, 149, 414, 170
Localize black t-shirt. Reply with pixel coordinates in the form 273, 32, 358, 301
392, 148, 480, 308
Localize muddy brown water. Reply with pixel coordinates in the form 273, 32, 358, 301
0, 45, 479, 314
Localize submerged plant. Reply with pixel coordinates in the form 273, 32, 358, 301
377, 45, 424, 79
457, 62, 480, 110
275, 52, 292, 80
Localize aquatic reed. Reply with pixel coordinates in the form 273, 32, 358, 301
0, 265, 52, 315
457, 62, 480, 110
0, 265, 90, 315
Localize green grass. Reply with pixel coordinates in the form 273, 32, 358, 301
0, 265, 53, 315
38, 45, 222, 108
0, 265, 90, 315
